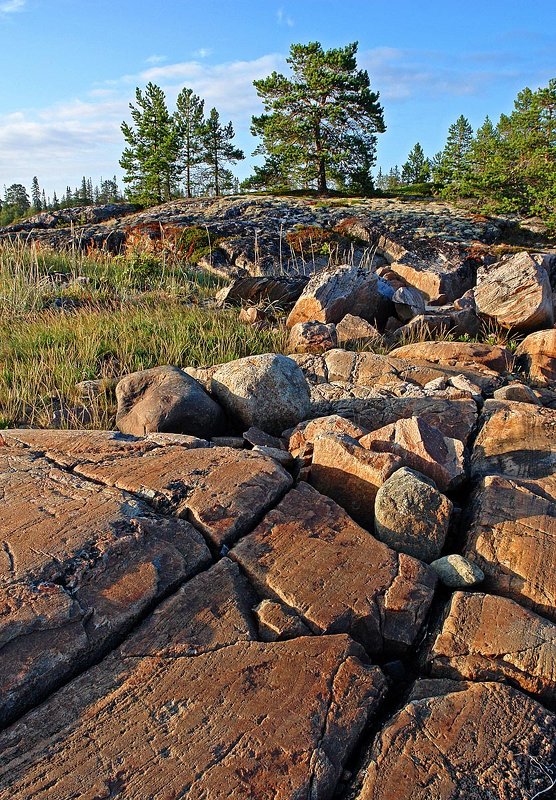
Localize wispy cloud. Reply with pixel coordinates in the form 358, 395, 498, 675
145, 54, 167, 65
276, 7, 294, 27
193, 47, 213, 59
0, 0, 26, 13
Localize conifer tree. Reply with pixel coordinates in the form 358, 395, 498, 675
200, 108, 244, 196
174, 88, 206, 198
120, 82, 181, 204
250, 41, 385, 194
31, 176, 42, 212
401, 143, 430, 184
435, 115, 474, 196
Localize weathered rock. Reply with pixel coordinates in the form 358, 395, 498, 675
310, 433, 402, 529
428, 591, 556, 703
493, 382, 540, 404
0, 635, 387, 800
116, 365, 225, 438
211, 353, 311, 435
374, 467, 452, 562
286, 264, 383, 328
254, 599, 312, 642
392, 285, 426, 321
360, 416, 466, 491
62, 444, 292, 550
231, 482, 437, 655
252, 444, 294, 468
515, 328, 556, 385
389, 340, 514, 373
429, 554, 484, 588
243, 426, 285, 449
216, 275, 308, 307
474, 251, 554, 332
0, 447, 210, 727
393, 308, 481, 341
471, 400, 556, 498
287, 414, 369, 457
287, 320, 338, 354
465, 475, 556, 620
336, 314, 382, 347
238, 305, 268, 325
121, 558, 257, 657
356, 681, 556, 800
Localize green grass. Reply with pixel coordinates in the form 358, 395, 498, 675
0, 241, 287, 429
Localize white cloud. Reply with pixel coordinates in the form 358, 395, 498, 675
276, 7, 294, 27
145, 54, 167, 65
0, 0, 26, 13
193, 48, 213, 59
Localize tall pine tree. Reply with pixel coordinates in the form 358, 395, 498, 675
200, 108, 244, 196
120, 83, 181, 204
434, 115, 474, 196
401, 143, 430, 184
174, 88, 206, 198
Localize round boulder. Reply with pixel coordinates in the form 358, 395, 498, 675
287, 321, 338, 354
211, 353, 311, 435
116, 365, 225, 438
374, 467, 453, 562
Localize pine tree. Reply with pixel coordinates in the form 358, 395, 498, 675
52, 191, 60, 210
200, 108, 244, 196
436, 115, 474, 196
250, 41, 385, 194
401, 143, 430, 184
120, 82, 181, 205
31, 176, 42, 213
386, 165, 401, 190
174, 88, 206, 198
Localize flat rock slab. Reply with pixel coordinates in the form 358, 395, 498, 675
388, 341, 514, 373
471, 400, 556, 499
0, 427, 210, 467
427, 591, 556, 704
44, 443, 292, 550
356, 680, 556, 800
0, 448, 210, 728
231, 482, 437, 656
0, 635, 386, 800
464, 475, 556, 621
121, 558, 257, 657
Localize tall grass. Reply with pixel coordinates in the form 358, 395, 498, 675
0, 241, 287, 429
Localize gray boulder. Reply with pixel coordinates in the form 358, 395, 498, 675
374, 467, 453, 562
116, 365, 225, 438
211, 353, 311, 434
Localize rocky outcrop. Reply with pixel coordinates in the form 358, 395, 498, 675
427, 591, 556, 703
287, 320, 338, 354
231, 482, 437, 656
515, 328, 556, 385
355, 680, 556, 800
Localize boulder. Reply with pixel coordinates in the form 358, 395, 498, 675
389, 340, 514, 373
211, 353, 311, 435
429, 554, 484, 588
428, 591, 556, 704
287, 320, 338, 354
474, 251, 554, 332
310, 433, 402, 529
336, 314, 382, 347
231, 482, 437, 656
392, 285, 426, 321
356, 681, 556, 800
360, 416, 466, 491
465, 474, 556, 621
116, 365, 225, 438
471, 400, 556, 498
493, 382, 540, 404
286, 264, 383, 328
0, 635, 386, 800
515, 328, 556, 384
374, 467, 452, 562
215, 275, 308, 307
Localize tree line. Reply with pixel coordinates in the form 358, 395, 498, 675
377, 78, 555, 227
1, 41, 553, 228
0, 176, 123, 226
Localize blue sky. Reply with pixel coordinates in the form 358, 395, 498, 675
0, 0, 554, 198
